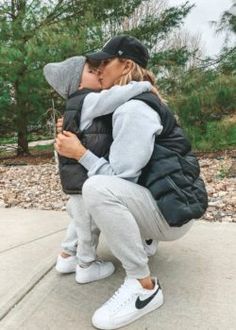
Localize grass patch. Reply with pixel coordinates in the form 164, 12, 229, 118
29, 144, 54, 152
0, 136, 17, 145
185, 120, 236, 152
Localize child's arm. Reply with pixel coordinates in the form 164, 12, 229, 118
80, 81, 152, 130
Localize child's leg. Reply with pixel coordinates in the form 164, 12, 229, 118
61, 220, 78, 256
57, 194, 102, 275
60, 196, 79, 256
68, 195, 100, 265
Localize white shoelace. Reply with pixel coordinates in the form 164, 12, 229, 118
104, 281, 136, 312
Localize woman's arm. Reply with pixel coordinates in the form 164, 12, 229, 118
78, 100, 163, 182
80, 81, 152, 131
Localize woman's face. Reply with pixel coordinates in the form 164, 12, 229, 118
79, 63, 102, 90
99, 58, 127, 89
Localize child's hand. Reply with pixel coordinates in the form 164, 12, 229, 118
56, 117, 64, 133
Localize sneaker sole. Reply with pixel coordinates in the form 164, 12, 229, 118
55, 265, 76, 274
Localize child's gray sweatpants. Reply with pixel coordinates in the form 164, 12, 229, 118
63, 175, 194, 279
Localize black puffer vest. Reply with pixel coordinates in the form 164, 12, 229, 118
134, 92, 208, 227
59, 89, 113, 194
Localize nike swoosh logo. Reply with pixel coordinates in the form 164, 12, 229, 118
135, 286, 161, 309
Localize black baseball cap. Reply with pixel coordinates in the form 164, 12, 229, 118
86, 35, 149, 68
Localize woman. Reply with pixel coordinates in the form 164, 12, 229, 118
55, 35, 208, 330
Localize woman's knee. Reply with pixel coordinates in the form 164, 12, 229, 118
82, 175, 111, 209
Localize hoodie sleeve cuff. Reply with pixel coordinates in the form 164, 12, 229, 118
78, 150, 100, 171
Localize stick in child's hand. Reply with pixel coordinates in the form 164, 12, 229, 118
56, 117, 64, 134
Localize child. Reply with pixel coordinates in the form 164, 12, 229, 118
43, 56, 157, 281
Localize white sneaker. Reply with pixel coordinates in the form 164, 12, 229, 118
75, 259, 115, 284
143, 239, 158, 257
55, 254, 77, 273
92, 277, 163, 330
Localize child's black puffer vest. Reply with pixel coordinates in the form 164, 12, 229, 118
59, 89, 113, 194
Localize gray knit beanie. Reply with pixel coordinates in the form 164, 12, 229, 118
43, 56, 86, 99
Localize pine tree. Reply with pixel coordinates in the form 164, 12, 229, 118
0, 0, 193, 155
0, 0, 142, 154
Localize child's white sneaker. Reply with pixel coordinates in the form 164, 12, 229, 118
92, 277, 163, 329
143, 239, 158, 257
75, 259, 115, 284
55, 254, 77, 274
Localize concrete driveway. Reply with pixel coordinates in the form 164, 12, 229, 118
0, 207, 235, 330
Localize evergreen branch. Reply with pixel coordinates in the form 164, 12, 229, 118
29, 4, 85, 38
190, 46, 236, 71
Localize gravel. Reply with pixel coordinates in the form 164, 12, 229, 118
0, 156, 235, 223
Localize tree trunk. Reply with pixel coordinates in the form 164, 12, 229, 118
16, 108, 29, 155
17, 120, 29, 155
14, 74, 30, 156
15, 99, 29, 156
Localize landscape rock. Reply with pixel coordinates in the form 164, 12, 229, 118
0, 155, 235, 223
228, 160, 236, 177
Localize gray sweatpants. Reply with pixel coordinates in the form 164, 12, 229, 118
63, 175, 194, 279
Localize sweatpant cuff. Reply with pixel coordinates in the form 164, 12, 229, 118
126, 265, 150, 279
77, 253, 98, 267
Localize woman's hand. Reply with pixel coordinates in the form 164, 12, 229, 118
56, 117, 64, 133
54, 131, 87, 160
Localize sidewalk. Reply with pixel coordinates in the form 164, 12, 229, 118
0, 207, 235, 330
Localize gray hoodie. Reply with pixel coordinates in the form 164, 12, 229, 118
79, 84, 163, 183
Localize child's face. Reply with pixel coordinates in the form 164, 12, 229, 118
79, 63, 102, 90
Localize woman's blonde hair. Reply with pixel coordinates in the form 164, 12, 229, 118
115, 59, 166, 103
